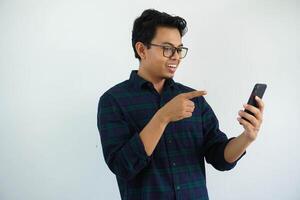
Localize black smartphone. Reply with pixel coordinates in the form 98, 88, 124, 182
243, 83, 267, 120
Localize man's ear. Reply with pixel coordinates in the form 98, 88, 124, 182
135, 42, 146, 60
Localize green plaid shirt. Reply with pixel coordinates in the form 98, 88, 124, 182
97, 70, 245, 199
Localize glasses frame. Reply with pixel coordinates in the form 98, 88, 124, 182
148, 43, 188, 59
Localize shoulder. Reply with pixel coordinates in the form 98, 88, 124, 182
174, 82, 206, 104
99, 80, 131, 104
175, 82, 195, 92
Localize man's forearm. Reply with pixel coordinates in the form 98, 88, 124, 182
139, 110, 169, 156
224, 132, 254, 163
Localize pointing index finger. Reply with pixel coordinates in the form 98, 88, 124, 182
183, 90, 207, 99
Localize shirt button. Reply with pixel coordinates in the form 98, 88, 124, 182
172, 162, 176, 166
168, 139, 172, 143
176, 186, 181, 190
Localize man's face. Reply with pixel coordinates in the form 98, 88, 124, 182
143, 26, 183, 80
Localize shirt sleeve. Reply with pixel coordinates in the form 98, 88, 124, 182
200, 97, 246, 171
97, 92, 152, 180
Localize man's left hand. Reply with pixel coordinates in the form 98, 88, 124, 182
237, 96, 265, 141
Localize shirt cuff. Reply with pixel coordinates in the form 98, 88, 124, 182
129, 133, 153, 163
220, 137, 246, 170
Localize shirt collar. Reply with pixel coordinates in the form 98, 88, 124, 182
129, 70, 175, 90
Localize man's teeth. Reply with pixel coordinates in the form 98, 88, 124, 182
168, 65, 177, 68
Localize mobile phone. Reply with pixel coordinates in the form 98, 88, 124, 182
243, 83, 267, 120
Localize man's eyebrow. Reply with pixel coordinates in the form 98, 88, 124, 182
162, 42, 184, 47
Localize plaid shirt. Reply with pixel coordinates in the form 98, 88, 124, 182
97, 70, 245, 200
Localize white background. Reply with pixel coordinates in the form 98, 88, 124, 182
1, 0, 299, 199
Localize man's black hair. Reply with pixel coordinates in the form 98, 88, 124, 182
132, 9, 187, 60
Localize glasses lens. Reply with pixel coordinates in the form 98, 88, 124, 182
163, 46, 174, 58
179, 48, 187, 58
162, 45, 188, 59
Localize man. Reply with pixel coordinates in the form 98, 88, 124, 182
97, 9, 264, 200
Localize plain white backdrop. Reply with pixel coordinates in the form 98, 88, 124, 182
1, 0, 299, 199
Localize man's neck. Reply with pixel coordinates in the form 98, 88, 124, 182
137, 68, 165, 94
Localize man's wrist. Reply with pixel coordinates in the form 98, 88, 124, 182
156, 109, 170, 125
241, 131, 255, 144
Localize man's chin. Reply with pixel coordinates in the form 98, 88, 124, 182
164, 72, 175, 79
159, 70, 175, 80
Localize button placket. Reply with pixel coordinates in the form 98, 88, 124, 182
161, 90, 182, 196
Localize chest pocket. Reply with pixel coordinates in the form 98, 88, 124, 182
124, 103, 158, 132
172, 114, 204, 149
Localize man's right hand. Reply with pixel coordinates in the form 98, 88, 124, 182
158, 90, 207, 124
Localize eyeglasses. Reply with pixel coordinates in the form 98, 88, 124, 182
149, 43, 188, 59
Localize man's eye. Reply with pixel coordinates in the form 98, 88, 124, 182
163, 46, 173, 51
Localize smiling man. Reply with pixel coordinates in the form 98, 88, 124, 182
97, 9, 264, 200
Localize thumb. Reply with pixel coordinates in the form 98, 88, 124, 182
182, 90, 207, 99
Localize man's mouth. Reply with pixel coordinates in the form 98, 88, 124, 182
168, 64, 177, 69
167, 64, 177, 73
